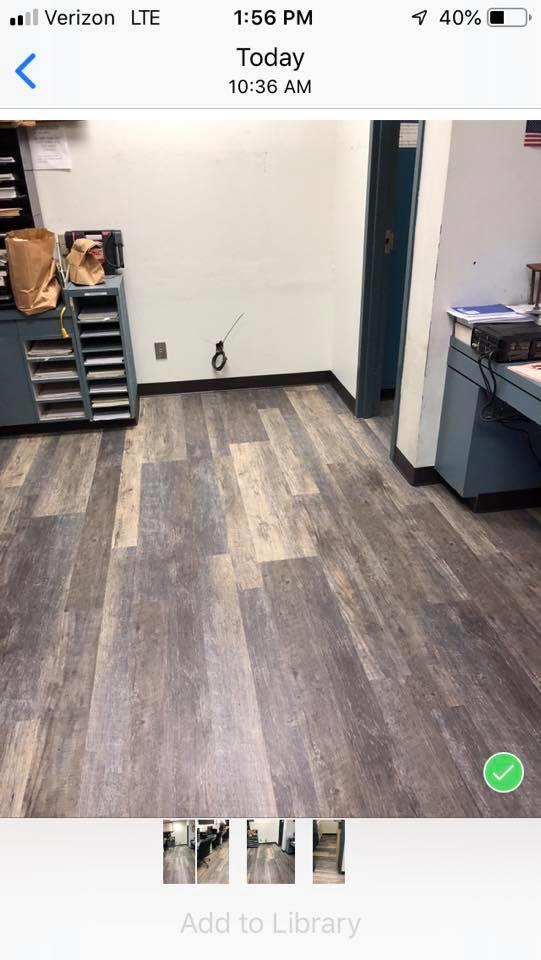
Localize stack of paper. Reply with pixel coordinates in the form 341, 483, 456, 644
448, 304, 525, 326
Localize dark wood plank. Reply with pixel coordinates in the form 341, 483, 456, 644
163, 845, 196, 884
222, 390, 269, 444
247, 844, 295, 884
183, 394, 212, 460
239, 586, 319, 812
261, 556, 415, 815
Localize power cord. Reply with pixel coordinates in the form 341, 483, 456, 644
212, 313, 245, 372
477, 350, 541, 468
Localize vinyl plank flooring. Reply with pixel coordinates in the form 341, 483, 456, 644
0, 719, 40, 816
0, 436, 43, 489
231, 441, 316, 563
215, 455, 262, 589
183, 394, 213, 460
163, 845, 195, 885
127, 461, 203, 815
223, 390, 269, 444
258, 407, 319, 496
197, 841, 229, 884
77, 550, 137, 816
112, 425, 144, 550
261, 556, 415, 816
32, 432, 101, 517
198, 553, 276, 813
247, 845, 295, 884
141, 395, 187, 463
202, 392, 230, 457
313, 834, 344, 884
1, 386, 541, 817
239, 586, 320, 812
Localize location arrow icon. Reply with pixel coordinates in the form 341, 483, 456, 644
412, 10, 428, 25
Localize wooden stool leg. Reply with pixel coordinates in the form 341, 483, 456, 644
536, 272, 541, 311
530, 269, 536, 304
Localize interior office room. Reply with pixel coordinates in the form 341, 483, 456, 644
0, 119, 540, 819
196, 820, 229, 884
247, 819, 295, 885
313, 820, 346, 884
162, 819, 196, 885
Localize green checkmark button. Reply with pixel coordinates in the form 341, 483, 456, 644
483, 752, 524, 793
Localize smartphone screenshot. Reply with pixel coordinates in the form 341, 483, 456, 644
0, 2, 540, 958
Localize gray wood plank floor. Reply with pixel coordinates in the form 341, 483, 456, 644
163, 845, 195, 885
0, 386, 540, 816
197, 841, 229, 884
313, 834, 344, 884
247, 844, 295, 884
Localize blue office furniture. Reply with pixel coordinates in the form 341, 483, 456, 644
436, 335, 541, 509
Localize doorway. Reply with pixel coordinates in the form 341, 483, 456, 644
355, 121, 424, 456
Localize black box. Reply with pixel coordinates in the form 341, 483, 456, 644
471, 322, 541, 362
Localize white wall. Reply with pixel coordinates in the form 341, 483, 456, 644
164, 819, 188, 844
249, 819, 279, 844
32, 119, 368, 390
331, 122, 371, 397
397, 120, 541, 467
281, 818, 295, 851
396, 121, 453, 467
317, 819, 338, 834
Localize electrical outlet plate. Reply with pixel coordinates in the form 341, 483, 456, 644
154, 341, 167, 360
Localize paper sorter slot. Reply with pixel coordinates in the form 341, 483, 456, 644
89, 380, 127, 394
30, 360, 79, 382
25, 339, 74, 360
86, 365, 126, 380
80, 326, 121, 339
93, 410, 131, 422
34, 382, 82, 402
38, 402, 85, 422
82, 341, 122, 355
91, 395, 130, 409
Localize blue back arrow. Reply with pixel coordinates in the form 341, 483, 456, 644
16, 53, 37, 89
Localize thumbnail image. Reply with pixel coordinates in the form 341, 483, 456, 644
313, 819, 345, 884
196, 820, 230, 884
247, 819, 295, 884
163, 819, 196, 884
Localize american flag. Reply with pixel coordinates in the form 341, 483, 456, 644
525, 121, 541, 146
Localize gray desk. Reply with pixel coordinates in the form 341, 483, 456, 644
436, 335, 541, 509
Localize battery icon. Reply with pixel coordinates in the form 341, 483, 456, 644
487, 8, 529, 25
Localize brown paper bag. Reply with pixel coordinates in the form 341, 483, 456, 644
67, 237, 106, 286
5, 228, 61, 316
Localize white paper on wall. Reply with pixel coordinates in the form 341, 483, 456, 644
28, 124, 72, 170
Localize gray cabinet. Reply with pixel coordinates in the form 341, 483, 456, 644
0, 323, 36, 426
0, 276, 138, 431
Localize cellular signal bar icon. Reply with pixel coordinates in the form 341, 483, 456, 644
10, 9, 39, 26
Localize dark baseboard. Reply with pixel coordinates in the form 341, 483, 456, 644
0, 417, 138, 438
393, 447, 440, 486
139, 370, 334, 397
328, 374, 356, 413
465, 487, 541, 513
139, 370, 357, 413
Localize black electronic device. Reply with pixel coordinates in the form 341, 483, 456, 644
471, 322, 541, 362
64, 229, 124, 274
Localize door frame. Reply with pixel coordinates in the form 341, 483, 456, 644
355, 121, 425, 455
